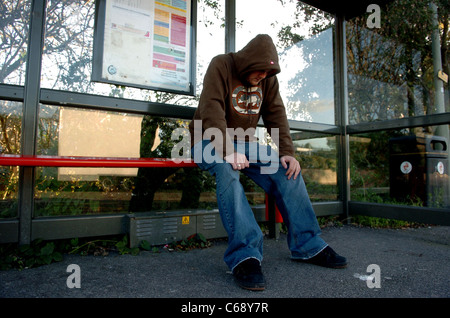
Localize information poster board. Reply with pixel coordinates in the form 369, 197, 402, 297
93, 0, 196, 95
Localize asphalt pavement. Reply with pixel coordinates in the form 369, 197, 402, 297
0, 224, 448, 311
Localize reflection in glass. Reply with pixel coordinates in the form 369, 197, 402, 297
33, 165, 219, 217
292, 132, 338, 201
346, 0, 449, 124
0, 0, 31, 85
350, 125, 450, 208
277, 28, 335, 124
41, 1, 94, 93
0, 101, 22, 155
236, 0, 336, 124
40, 0, 224, 106
0, 100, 22, 218
35, 105, 219, 217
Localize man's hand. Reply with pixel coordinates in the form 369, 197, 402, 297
280, 155, 301, 180
224, 152, 249, 171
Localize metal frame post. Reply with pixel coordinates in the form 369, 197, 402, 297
334, 14, 350, 221
225, 0, 236, 53
18, 0, 47, 244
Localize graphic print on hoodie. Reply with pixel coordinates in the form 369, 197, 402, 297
189, 34, 295, 159
231, 86, 262, 115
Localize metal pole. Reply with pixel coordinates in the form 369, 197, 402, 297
429, 2, 449, 138
429, 1, 450, 208
225, 0, 236, 53
334, 14, 350, 222
19, 0, 46, 244
429, 2, 446, 118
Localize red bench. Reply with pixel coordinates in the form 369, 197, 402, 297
0, 154, 197, 168
0, 154, 280, 238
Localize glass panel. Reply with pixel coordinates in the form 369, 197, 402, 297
0, 100, 22, 218
347, 0, 450, 124
41, 0, 224, 105
0, 0, 31, 85
34, 165, 218, 217
194, 0, 225, 95
292, 131, 338, 201
350, 125, 450, 209
35, 104, 340, 216
0, 163, 17, 218
0, 101, 22, 155
236, 0, 336, 124
35, 105, 218, 216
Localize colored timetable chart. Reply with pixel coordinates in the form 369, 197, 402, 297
154, 8, 170, 43
152, 1, 189, 85
93, 0, 194, 94
171, 14, 187, 47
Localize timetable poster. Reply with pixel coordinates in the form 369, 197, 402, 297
96, 0, 193, 94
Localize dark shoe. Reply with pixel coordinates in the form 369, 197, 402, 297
296, 246, 347, 268
233, 258, 266, 291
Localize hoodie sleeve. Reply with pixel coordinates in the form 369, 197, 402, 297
261, 76, 295, 157
197, 55, 236, 158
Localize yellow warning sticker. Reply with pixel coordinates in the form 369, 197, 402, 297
182, 216, 190, 225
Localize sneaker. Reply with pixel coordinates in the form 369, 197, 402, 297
296, 246, 347, 268
232, 258, 266, 291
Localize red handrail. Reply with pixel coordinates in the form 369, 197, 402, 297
0, 154, 196, 168
0, 154, 280, 233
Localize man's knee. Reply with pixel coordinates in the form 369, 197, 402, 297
212, 162, 238, 179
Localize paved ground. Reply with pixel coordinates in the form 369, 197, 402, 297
0, 225, 448, 311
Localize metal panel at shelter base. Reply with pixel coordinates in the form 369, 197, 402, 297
128, 209, 227, 248
196, 210, 227, 239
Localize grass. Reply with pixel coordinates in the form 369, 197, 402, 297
316, 214, 428, 229
348, 215, 427, 229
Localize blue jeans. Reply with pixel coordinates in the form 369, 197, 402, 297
192, 140, 327, 271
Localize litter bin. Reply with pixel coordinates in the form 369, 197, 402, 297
389, 134, 449, 208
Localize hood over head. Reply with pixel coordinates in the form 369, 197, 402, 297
232, 34, 281, 84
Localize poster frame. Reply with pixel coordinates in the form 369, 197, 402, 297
92, 0, 197, 96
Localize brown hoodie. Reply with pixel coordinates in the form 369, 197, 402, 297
189, 34, 295, 158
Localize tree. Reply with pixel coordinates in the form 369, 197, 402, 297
346, 0, 449, 123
